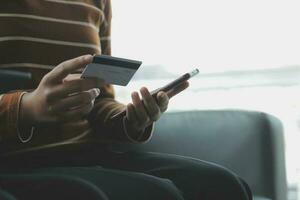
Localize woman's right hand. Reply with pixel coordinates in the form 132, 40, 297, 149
20, 55, 104, 127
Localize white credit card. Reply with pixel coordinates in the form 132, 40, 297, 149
81, 55, 142, 86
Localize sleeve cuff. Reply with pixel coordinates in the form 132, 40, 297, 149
0, 91, 25, 141
122, 117, 154, 144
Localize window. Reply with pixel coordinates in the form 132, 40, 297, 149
112, 1, 300, 199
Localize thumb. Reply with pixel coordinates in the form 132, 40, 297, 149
46, 55, 93, 84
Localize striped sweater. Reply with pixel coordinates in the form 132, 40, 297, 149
0, 0, 152, 155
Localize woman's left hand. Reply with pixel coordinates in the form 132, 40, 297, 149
125, 81, 189, 138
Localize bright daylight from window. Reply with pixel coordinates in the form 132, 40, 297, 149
111, 0, 300, 199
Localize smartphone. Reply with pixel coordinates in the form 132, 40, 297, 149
110, 69, 199, 120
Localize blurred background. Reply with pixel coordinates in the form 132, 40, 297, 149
110, 0, 300, 199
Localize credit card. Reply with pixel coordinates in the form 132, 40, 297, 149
81, 55, 142, 86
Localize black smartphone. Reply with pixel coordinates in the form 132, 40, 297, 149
110, 69, 199, 120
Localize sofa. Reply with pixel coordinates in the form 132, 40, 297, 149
112, 110, 287, 200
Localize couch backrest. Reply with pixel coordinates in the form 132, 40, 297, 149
114, 110, 287, 200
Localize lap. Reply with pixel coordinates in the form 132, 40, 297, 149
98, 151, 252, 200
0, 150, 252, 200
1, 166, 183, 200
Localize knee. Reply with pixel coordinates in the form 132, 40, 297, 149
200, 164, 252, 200
171, 158, 252, 200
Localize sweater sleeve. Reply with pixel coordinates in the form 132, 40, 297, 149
0, 91, 25, 144
88, 97, 153, 144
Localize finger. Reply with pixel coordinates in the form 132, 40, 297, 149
131, 91, 149, 125
140, 87, 161, 121
157, 91, 169, 113
58, 101, 94, 122
126, 103, 138, 123
63, 74, 82, 83
61, 119, 91, 134
48, 78, 104, 101
51, 88, 100, 112
46, 55, 93, 83
167, 81, 189, 98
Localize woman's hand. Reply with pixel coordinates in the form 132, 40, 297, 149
20, 55, 104, 127
125, 81, 189, 138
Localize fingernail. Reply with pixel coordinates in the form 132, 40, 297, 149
84, 55, 92, 61
158, 92, 164, 98
96, 88, 101, 96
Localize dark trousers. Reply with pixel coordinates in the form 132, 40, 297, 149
0, 149, 252, 200
0, 189, 16, 200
